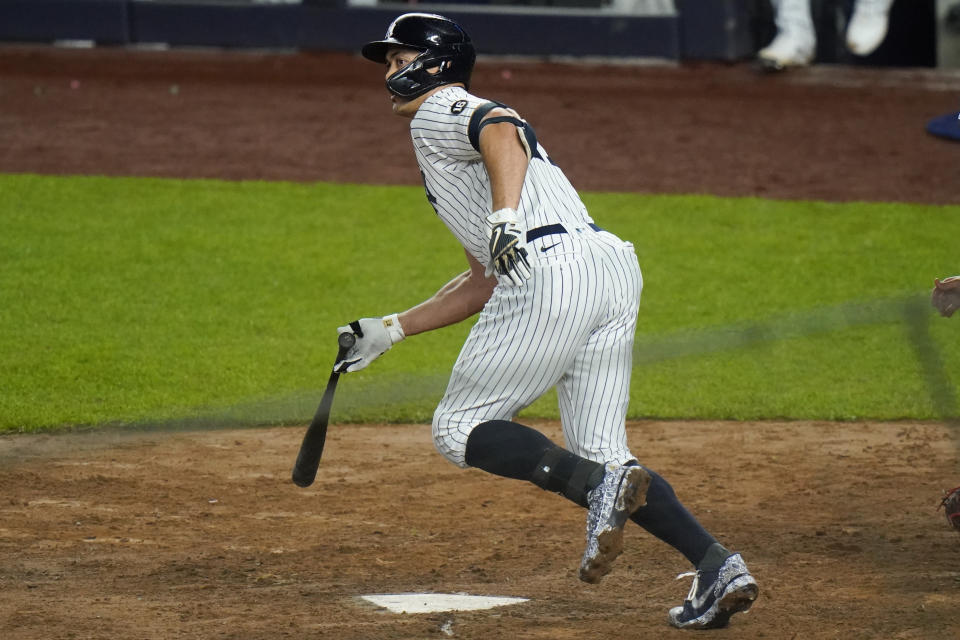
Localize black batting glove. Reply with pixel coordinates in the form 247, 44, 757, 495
486, 208, 532, 287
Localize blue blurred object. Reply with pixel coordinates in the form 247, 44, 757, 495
926, 110, 960, 142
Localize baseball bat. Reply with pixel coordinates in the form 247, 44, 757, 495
291, 331, 356, 488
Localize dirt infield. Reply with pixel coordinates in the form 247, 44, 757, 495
2, 420, 958, 639
1, 45, 959, 639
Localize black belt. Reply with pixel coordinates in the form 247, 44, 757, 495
526, 223, 602, 243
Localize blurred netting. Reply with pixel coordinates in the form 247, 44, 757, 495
2, 292, 954, 470
134, 291, 956, 432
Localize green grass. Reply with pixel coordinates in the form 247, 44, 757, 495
2, 173, 957, 432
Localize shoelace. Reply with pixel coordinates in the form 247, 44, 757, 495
675, 571, 700, 601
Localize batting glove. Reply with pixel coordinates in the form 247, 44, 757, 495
334, 314, 405, 373
486, 207, 531, 287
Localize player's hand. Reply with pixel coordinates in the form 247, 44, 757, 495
486, 208, 531, 287
334, 314, 405, 373
932, 276, 960, 318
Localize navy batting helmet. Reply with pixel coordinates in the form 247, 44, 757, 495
362, 13, 476, 99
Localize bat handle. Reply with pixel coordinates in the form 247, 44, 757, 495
333, 332, 356, 372
338, 331, 357, 353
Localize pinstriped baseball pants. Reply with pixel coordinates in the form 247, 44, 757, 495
432, 230, 642, 468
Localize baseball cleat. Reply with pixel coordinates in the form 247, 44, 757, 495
667, 553, 759, 629
578, 463, 650, 584
757, 0, 815, 71
756, 31, 815, 71
845, 0, 894, 56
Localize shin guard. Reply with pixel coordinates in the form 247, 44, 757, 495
465, 420, 603, 507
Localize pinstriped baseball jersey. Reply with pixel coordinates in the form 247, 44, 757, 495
410, 86, 599, 267
413, 86, 643, 469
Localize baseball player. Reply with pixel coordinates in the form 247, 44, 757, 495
335, 13, 758, 629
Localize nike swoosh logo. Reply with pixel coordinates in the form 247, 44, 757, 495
688, 571, 745, 610
540, 242, 561, 253
688, 577, 715, 610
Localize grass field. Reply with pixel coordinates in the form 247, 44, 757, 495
2, 173, 958, 432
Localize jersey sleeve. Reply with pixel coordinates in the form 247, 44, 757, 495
411, 91, 487, 163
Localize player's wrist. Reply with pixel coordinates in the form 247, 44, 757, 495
487, 207, 520, 226
382, 313, 405, 344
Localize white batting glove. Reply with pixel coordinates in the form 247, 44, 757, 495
486, 208, 531, 287
334, 314, 405, 373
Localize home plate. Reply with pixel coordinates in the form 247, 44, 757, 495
360, 593, 529, 614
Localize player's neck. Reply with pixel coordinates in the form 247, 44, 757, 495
392, 84, 464, 118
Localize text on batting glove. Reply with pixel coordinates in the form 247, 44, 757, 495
486, 208, 531, 287
334, 314, 405, 373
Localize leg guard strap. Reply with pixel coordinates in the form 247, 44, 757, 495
531, 447, 603, 508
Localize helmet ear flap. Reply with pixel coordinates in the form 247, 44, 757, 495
385, 57, 427, 99
385, 46, 472, 99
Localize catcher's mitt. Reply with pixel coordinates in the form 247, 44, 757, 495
931, 276, 960, 318
939, 486, 960, 532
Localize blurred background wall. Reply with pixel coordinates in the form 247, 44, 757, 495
0, 0, 948, 66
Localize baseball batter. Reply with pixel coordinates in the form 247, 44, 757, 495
335, 13, 758, 629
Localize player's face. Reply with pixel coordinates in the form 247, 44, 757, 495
384, 46, 433, 118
